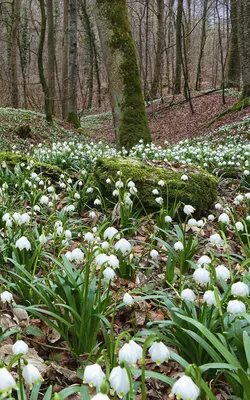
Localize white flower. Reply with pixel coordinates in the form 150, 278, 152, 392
92, 394, 110, 400
181, 289, 196, 302
234, 194, 244, 205
22, 364, 43, 387
89, 211, 97, 219
84, 232, 94, 242
65, 204, 75, 212
155, 197, 163, 205
114, 238, 131, 253
188, 218, 197, 227
193, 268, 210, 284
231, 282, 249, 297
174, 241, 184, 251
152, 189, 159, 195
83, 364, 105, 389
108, 254, 119, 268
95, 254, 109, 266
197, 219, 204, 228
101, 241, 109, 250
119, 340, 142, 365
103, 267, 116, 280
235, 221, 244, 231
115, 180, 124, 188
109, 366, 130, 399
74, 193, 80, 199
40, 195, 49, 205
215, 203, 223, 210
171, 375, 200, 400
2, 213, 11, 222
218, 213, 230, 224
244, 170, 250, 176
15, 236, 31, 251
183, 205, 195, 215
208, 214, 215, 222
150, 249, 159, 260
245, 193, 250, 200
181, 174, 188, 181
215, 265, 230, 280
227, 299, 246, 314
64, 230, 72, 240
65, 251, 73, 261
106, 178, 111, 184
209, 233, 223, 246
198, 255, 211, 267
12, 340, 29, 355
203, 290, 217, 306
39, 233, 47, 244
86, 187, 93, 193
0, 366, 17, 394
165, 215, 172, 223
123, 293, 133, 305
33, 205, 40, 212
71, 248, 84, 262
112, 189, 119, 196
94, 198, 101, 206
149, 341, 170, 365
158, 180, 165, 187
104, 227, 118, 240
0, 291, 13, 303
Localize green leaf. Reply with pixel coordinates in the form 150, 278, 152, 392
238, 368, 250, 398
243, 331, 250, 370
132, 368, 174, 386
26, 325, 44, 338
58, 385, 89, 399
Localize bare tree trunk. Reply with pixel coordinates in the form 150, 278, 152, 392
61, 0, 69, 119
150, 0, 165, 99
46, 0, 56, 114
10, 0, 21, 108
95, 0, 151, 150
195, 0, 208, 90
225, 0, 240, 88
66, 0, 80, 127
237, 0, 250, 99
174, 0, 183, 94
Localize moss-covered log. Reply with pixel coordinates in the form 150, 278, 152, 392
95, 0, 151, 150
87, 158, 218, 215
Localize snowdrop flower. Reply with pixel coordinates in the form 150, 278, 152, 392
197, 219, 204, 228
188, 218, 197, 227
215, 203, 223, 210
198, 255, 211, 267
101, 241, 109, 250
155, 196, 163, 205
181, 174, 188, 181
244, 170, 250, 175
209, 233, 223, 246
40, 195, 49, 205
115, 180, 124, 188
39, 233, 47, 244
208, 214, 215, 222
227, 299, 246, 314
174, 241, 184, 251
203, 290, 217, 306
171, 375, 200, 400
2, 213, 11, 222
15, 236, 31, 250
218, 213, 230, 224
83, 364, 105, 389
158, 180, 165, 186
231, 282, 249, 297
86, 187, 93, 193
13, 212, 22, 225
181, 289, 196, 302
65, 204, 75, 212
114, 238, 131, 253
103, 267, 116, 280
95, 254, 109, 266
94, 198, 101, 206
150, 249, 159, 260
149, 341, 170, 365
234, 194, 244, 205
84, 232, 94, 242
108, 254, 119, 268
0, 365, 17, 394
215, 265, 230, 280
71, 248, 84, 262
245, 193, 250, 200
64, 230, 72, 240
119, 340, 142, 365
65, 251, 73, 261
165, 215, 172, 223
22, 364, 43, 387
0, 291, 13, 303
123, 293, 133, 305
12, 340, 29, 355
235, 221, 244, 231
193, 268, 210, 284
56, 226, 63, 236
104, 226, 118, 240
74, 193, 80, 199
106, 178, 111, 184
152, 188, 159, 195
112, 189, 119, 196
89, 211, 97, 219
183, 205, 195, 215
109, 365, 130, 399
92, 394, 110, 400
33, 205, 40, 212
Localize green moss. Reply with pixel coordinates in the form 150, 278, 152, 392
66, 112, 81, 129
88, 158, 218, 215
97, 0, 151, 150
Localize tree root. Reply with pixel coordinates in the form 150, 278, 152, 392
207, 97, 250, 127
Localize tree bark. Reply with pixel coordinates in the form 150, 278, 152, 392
195, 0, 208, 90
10, 0, 21, 108
237, 0, 250, 98
174, 0, 183, 94
61, 0, 69, 119
95, 0, 151, 150
46, 0, 56, 114
225, 0, 240, 88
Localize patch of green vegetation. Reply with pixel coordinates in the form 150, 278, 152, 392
81, 111, 112, 131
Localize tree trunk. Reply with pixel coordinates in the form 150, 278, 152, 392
174, 0, 183, 94
61, 0, 69, 119
225, 0, 240, 88
10, 0, 21, 108
150, 0, 165, 99
66, 0, 80, 127
46, 0, 56, 114
195, 0, 208, 90
95, 0, 151, 150
237, 0, 250, 98
38, 0, 52, 122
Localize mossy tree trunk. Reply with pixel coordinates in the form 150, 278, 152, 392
174, 0, 183, 94
225, 0, 240, 88
237, 0, 250, 99
61, 0, 69, 119
46, 0, 56, 115
95, 0, 151, 150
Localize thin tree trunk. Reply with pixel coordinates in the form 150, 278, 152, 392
61, 0, 69, 119
237, 0, 250, 98
174, 0, 183, 94
225, 0, 240, 87
46, 0, 56, 114
10, 0, 21, 108
195, 0, 208, 90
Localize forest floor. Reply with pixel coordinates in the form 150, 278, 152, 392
83, 91, 250, 146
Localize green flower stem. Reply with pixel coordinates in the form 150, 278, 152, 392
141, 334, 156, 400
18, 359, 25, 400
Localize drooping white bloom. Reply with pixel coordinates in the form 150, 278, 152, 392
152, 189, 159, 195
209, 233, 223, 246
123, 293, 133, 305
183, 205, 195, 215
95, 253, 109, 266
89, 211, 97, 219
203, 290, 217, 306
235, 221, 244, 231
158, 180, 165, 187
197, 255, 211, 267
181, 174, 188, 181
2, 213, 11, 222
86, 187, 94, 193
165, 215, 172, 223
101, 241, 109, 250
84, 232, 94, 242
104, 227, 118, 240
208, 214, 215, 222
109, 366, 130, 399
197, 219, 205, 228
0, 291, 13, 303
227, 299, 246, 314
33, 205, 41, 212
149, 341, 170, 365
12, 340, 29, 355
40, 195, 49, 205
119, 340, 142, 365
150, 249, 159, 260
15, 236, 31, 251
188, 218, 197, 227
234, 194, 244, 205
92, 394, 110, 400
0, 366, 17, 394
174, 241, 184, 251
108, 254, 119, 268
155, 197, 163, 205
106, 178, 111, 184
64, 229, 72, 240
171, 375, 200, 400
215, 203, 223, 210
231, 282, 249, 297
112, 189, 119, 196
193, 268, 210, 284
218, 213, 230, 224
181, 289, 196, 302
74, 193, 80, 199
103, 267, 116, 280
215, 265, 230, 280
114, 238, 131, 253
83, 364, 105, 389
94, 198, 101, 206
71, 248, 84, 262
65, 251, 73, 261
22, 364, 43, 387
39, 233, 47, 244
65, 204, 75, 212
